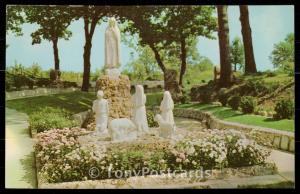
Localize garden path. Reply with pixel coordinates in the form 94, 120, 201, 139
5, 108, 37, 188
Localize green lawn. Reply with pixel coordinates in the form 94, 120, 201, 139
176, 103, 294, 132
6, 91, 97, 115
6, 91, 294, 132
6, 91, 163, 116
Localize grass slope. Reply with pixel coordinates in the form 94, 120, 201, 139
176, 103, 294, 132
6, 91, 97, 115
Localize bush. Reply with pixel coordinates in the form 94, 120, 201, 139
202, 91, 213, 104
146, 92, 163, 107
29, 107, 79, 133
180, 90, 191, 104
146, 111, 159, 127
62, 81, 78, 88
274, 99, 294, 120
240, 96, 257, 114
228, 95, 241, 110
243, 80, 267, 96
218, 88, 229, 106
36, 78, 51, 87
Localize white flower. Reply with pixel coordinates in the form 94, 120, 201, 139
232, 149, 236, 154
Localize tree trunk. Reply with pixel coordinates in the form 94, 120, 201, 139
240, 5, 257, 74
52, 38, 59, 71
81, 39, 92, 92
81, 16, 98, 92
217, 5, 232, 87
234, 63, 237, 72
179, 36, 187, 87
149, 43, 166, 73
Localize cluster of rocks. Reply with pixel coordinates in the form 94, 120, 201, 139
96, 75, 132, 120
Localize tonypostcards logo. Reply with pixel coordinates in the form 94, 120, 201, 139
88, 165, 221, 179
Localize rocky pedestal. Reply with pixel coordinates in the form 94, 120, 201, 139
96, 75, 132, 120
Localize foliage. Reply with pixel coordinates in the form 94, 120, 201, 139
225, 130, 270, 167
230, 36, 244, 72
6, 5, 25, 36
274, 99, 294, 120
218, 88, 229, 106
146, 111, 159, 127
29, 107, 79, 133
146, 92, 163, 107
269, 33, 294, 73
240, 96, 257, 114
228, 95, 241, 110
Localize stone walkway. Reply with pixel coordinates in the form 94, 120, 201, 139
5, 108, 37, 188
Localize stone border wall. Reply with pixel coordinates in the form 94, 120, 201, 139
6, 87, 79, 100
157, 107, 294, 153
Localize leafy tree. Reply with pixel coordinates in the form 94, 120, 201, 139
25, 5, 73, 71
6, 5, 25, 36
230, 37, 245, 72
70, 6, 108, 91
269, 33, 294, 72
119, 6, 216, 99
160, 6, 217, 86
123, 45, 163, 81
239, 5, 257, 74
217, 5, 232, 87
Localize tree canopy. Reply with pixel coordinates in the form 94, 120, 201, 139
269, 33, 294, 72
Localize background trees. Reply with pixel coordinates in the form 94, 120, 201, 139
230, 37, 245, 72
239, 5, 257, 74
269, 33, 294, 73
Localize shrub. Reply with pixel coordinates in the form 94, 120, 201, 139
274, 99, 294, 119
180, 90, 191, 104
202, 91, 213, 104
218, 88, 229, 106
62, 81, 78, 88
225, 130, 271, 167
243, 80, 267, 96
240, 96, 257, 114
228, 95, 241, 110
29, 107, 79, 133
36, 78, 51, 87
146, 111, 159, 127
146, 92, 163, 107
13, 74, 27, 89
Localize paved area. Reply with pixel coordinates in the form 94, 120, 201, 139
5, 108, 37, 188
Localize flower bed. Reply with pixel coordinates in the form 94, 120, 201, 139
35, 127, 272, 185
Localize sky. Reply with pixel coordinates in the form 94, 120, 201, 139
6, 5, 294, 72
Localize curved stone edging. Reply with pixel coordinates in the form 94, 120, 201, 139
6, 87, 79, 100
152, 107, 294, 153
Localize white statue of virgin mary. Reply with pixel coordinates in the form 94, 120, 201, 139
105, 17, 121, 69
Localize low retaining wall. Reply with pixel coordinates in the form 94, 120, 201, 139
6, 87, 79, 100
152, 107, 294, 153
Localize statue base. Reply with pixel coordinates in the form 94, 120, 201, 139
105, 68, 121, 79
96, 74, 132, 120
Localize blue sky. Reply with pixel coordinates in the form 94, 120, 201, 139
6, 5, 294, 72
